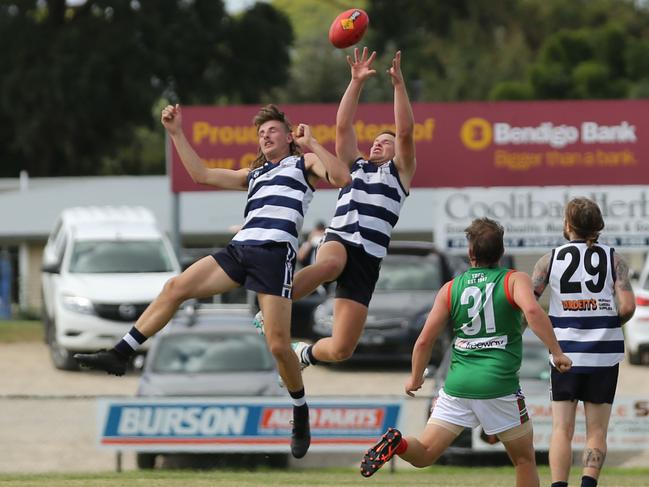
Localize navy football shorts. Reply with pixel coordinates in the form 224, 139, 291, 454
323, 233, 381, 307
550, 364, 619, 404
212, 242, 296, 299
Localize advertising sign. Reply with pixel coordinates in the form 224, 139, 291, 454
170, 100, 649, 192
432, 185, 649, 254
97, 397, 402, 452
472, 396, 649, 451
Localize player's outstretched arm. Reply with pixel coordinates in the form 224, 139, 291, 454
389, 51, 416, 191
336, 47, 376, 165
162, 104, 249, 191
406, 281, 452, 396
297, 123, 351, 188
614, 253, 636, 324
510, 271, 571, 373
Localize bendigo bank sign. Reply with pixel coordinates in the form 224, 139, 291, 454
170, 100, 649, 192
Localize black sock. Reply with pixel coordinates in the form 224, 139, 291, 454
114, 326, 147, 357
306, 344, 319, 365
551, 482, 568, 487
581, 475, 597, 487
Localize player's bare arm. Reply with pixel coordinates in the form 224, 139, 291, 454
296, 124, 351, 188
161, 104, 249, 191
510, 271, 572, 373
531, 252, 551, 299
406, 281, 452, 396
389, 51, 416, 191
614, 253, 636, 324
336, 47, 377, 165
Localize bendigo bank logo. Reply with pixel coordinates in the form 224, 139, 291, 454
461, 117, 492, 151
460, 117, 637, 151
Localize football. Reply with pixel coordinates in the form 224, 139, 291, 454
328, 8, 369, 49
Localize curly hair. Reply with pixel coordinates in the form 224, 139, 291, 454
250, 105, 301, 169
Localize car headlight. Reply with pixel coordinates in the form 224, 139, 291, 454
61, 294, 95, 315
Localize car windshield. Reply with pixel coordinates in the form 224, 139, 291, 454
520, 342, 551, 380
152, 332, 275, 373
375, 255, 443, 291
68, 240, 175, 273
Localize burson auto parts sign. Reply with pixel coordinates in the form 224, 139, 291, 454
170, 100, 649, 192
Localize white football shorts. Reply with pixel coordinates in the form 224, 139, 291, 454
427, 388, 530, 435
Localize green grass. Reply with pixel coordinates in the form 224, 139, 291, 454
0, 467, 648, 487
0, 320, 42, 343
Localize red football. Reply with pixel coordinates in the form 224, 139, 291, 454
328, 8, 369, 49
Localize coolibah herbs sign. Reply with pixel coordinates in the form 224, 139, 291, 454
432, 185, 649, 254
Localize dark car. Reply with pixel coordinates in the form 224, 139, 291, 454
311, 241, 466, 365
135, 304, 286, 469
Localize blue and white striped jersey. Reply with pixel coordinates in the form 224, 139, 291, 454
326, 158, 408, 259
231, 155, 314, 252
547, 241, 624, 372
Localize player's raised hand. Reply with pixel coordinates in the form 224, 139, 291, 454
161, 104, 182, 135
387, 51, 404, 87
294, 123, 315, 151
347, 46, 377, 82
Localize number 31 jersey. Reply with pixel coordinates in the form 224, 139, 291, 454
445, 267, 523, 399
548, 241, 623, 372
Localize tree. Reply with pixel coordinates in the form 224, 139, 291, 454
0, 0, 294, 176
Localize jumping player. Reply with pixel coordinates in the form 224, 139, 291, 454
361, 218, 572, 487
74, 103, 351, 459
255, 47, 416, 370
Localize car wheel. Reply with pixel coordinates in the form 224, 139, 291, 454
628, 350, 642, 365
46, 319, 79, 371
136, 453, 157, 469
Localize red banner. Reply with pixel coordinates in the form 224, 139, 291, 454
170, 100, 649, 193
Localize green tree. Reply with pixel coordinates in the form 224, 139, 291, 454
0, 0, 293, 176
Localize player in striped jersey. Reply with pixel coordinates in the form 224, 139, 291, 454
75, 103, 351, 459
531, 197, 636, 487
254, 48, 416, 371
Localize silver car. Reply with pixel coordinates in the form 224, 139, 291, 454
136, 304, 284, 468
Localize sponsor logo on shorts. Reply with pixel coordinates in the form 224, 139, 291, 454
455, 335, 508, 350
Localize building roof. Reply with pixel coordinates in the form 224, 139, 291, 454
0, 175, 434, 242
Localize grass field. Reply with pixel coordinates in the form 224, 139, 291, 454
0, 319, 41, 343
1, 466, 648, 487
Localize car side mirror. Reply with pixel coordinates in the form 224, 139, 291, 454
41, 261, 61, 274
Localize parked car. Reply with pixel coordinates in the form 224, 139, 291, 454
40, 206, 181, 370
136, 304, 286, 469
311, 241, 466, 365
248, 284, 328, 340
625, 258, 649, 364
427, 328, 551, 463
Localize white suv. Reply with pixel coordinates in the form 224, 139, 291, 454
626, 257, 649, 365
41, 206, 181, 370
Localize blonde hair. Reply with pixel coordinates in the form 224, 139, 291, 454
250, 105, 300, 169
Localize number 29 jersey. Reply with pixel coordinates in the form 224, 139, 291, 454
445, 267, 523, 399
548, 241, 623, 372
